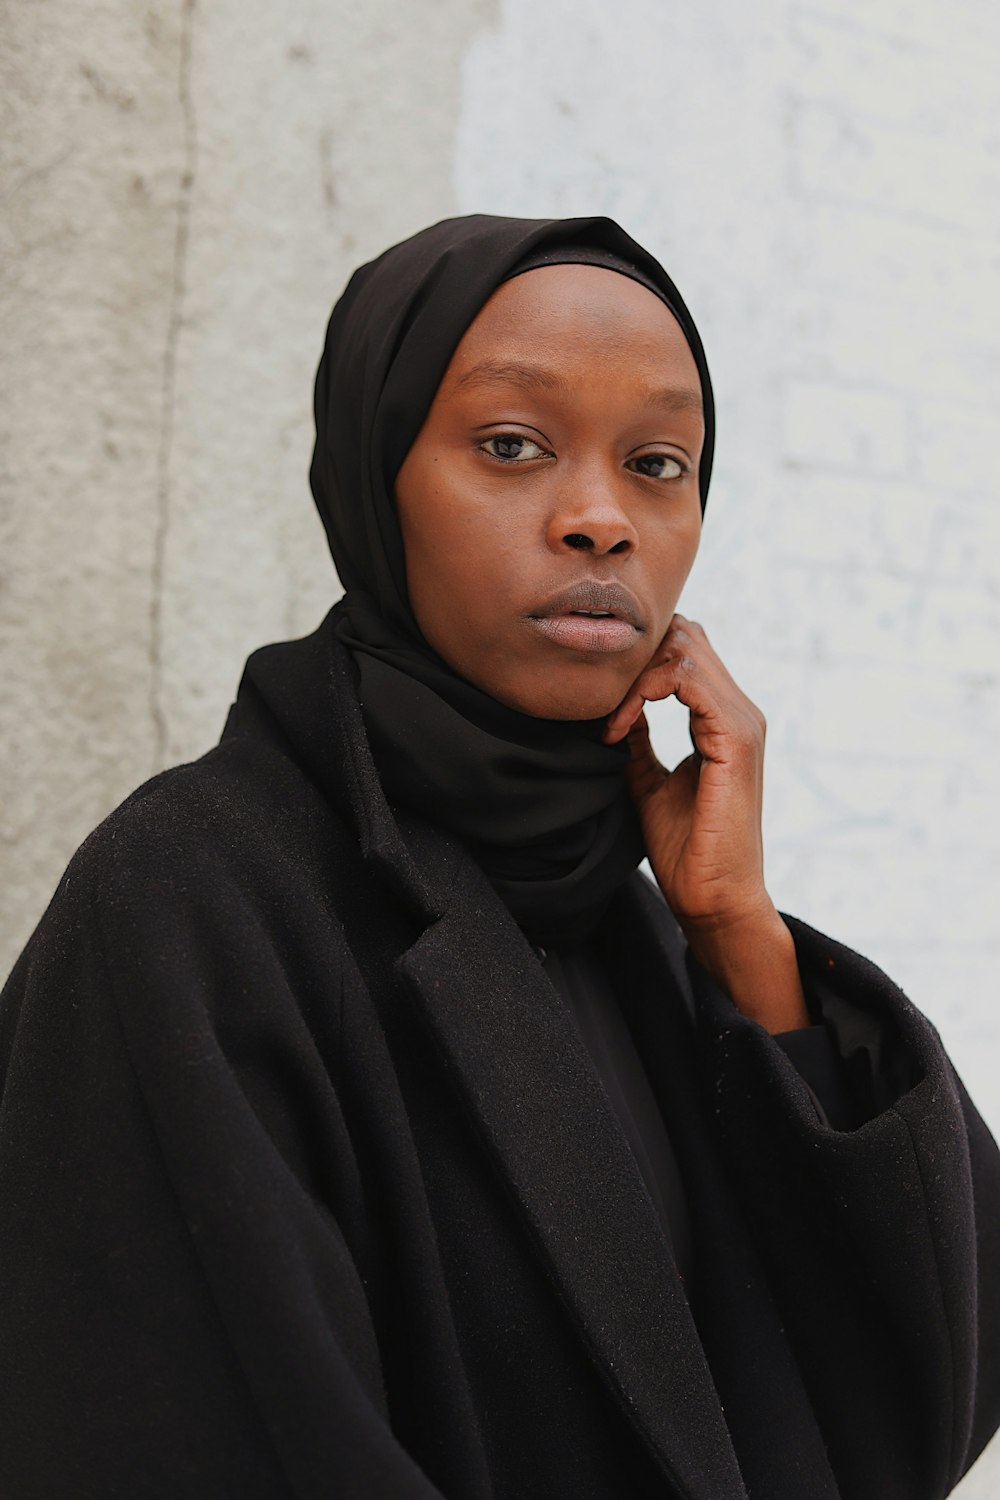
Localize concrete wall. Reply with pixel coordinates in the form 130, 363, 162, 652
2, 1, 998, 1488
1, 0, 492, 962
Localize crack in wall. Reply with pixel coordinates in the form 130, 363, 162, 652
149, 0, 197, 773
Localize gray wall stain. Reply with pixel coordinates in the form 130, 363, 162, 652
149, 0, 198, 773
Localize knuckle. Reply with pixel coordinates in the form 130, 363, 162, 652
730, 714, 764, 754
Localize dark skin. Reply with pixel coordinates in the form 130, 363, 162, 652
395, 265, 808, 1033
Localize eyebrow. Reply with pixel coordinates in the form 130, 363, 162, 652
454, 360, 571, 396
453, 358, 704, 417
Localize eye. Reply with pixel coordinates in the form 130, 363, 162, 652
480, 432, 549, 463
627, 452, 689, 481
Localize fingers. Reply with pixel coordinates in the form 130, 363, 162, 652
603, 654, 693, 743
624, 711, 683, 803
603, 618, 709, 744
602, 616, 688, 742
604, 616, 765, 753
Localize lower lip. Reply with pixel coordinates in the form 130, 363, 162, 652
528, 614, 641, 653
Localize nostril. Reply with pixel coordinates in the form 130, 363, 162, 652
609, 539, 630, 555
564, 533, 593, 550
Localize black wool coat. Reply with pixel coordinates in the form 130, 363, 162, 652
2, 607, 999, 1500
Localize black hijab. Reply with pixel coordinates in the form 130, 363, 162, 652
309, 215, 715, 946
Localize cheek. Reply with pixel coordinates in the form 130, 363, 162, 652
645, 510, 701, 590
399, 485, 525, 650
405, 491, 523, 604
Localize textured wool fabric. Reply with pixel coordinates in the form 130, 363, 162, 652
541, 934, 902, 1291
541, 937, 698, 1284
312, 214, 714, 943
1, 607, 998, 1499
340, 596, 646, 946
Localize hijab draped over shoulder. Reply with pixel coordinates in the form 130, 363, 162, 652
308, 215, 716, 946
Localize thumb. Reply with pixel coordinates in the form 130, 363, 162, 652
624, 712, 666, 803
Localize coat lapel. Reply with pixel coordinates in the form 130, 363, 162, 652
394, 818, 745, 1500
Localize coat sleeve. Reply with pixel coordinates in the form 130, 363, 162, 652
773, 969, 921, 1131
689, 914, 1000, 1500
0, 824, 448, 1500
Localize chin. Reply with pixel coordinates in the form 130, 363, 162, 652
490, 669, 627, 724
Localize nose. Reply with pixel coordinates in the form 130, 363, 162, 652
546, 476, 637, 558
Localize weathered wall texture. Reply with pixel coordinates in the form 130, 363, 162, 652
2, 0, 999, 1486
1, 0, 492, 966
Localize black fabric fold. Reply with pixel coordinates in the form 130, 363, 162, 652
338, 597, 645, 944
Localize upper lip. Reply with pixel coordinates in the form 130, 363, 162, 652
529, 580, 645, 631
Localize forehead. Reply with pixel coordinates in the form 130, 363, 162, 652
438, 263, 704, 419
445, 263, 700, 380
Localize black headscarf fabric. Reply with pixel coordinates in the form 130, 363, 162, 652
309, 215, 715, 945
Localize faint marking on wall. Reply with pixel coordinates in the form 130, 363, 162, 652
149, 0, 198, 772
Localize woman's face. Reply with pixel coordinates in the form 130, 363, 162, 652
394, 264, 705, 720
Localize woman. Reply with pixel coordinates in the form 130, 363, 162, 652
1, 213, 998, 1500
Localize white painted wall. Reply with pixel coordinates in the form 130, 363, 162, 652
456, 0, 1000, 1118
3, 0, 998, 1488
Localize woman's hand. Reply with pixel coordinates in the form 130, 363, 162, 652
604, 614, 809, 1033
603, 613, 768, 927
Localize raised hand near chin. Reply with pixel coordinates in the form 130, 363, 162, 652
604, 614, 810, 1033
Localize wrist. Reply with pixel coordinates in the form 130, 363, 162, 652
679, 893, 783, 965
681, 900, 810, 1034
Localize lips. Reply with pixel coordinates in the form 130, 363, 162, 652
530, 580, 644, 628
527, 579, 645, 654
